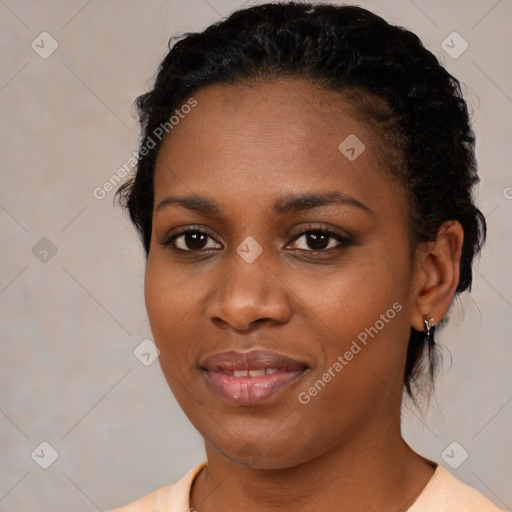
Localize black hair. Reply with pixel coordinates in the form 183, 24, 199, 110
116, 1, 486, 402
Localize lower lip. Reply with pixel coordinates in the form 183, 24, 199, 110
203, 369, 307, 406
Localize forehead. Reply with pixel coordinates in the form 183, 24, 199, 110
153, 79, 404, 216
157, 78, 373, 160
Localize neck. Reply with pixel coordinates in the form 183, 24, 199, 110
190, 417, 436, 512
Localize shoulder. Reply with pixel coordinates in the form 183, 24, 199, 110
409, 465, 503, 512
107, 461, 207, 512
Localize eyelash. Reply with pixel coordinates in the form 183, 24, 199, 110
160, 225, 354, 256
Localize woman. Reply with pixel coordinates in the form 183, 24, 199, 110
111, 2, 501, 511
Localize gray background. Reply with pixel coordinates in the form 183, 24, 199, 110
1, 0, 511, 511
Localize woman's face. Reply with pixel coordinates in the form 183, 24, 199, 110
145, 79, 419, 469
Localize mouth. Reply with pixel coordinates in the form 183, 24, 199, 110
200, 349, 309, 406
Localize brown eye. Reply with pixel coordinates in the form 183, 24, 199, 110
288, 229, 351, 252
165, 230, 222, 252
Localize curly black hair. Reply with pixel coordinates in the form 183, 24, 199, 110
116, 2, 486, 402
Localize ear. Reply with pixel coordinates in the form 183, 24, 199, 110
410, 220, 464, 331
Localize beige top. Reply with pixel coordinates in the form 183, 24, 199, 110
108, 461, 503, 512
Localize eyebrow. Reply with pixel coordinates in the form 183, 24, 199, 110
155, 191, 372, 216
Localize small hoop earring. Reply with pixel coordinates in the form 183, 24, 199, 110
423, 316, 435, 345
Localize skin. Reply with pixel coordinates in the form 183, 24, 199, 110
145, 78, 464, 512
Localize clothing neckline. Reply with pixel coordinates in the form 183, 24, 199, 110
187, 460, 442, 511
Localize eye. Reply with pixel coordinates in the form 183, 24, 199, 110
287, 228, 352, 252
163, 229, 222, 252
161, 226, 352, 254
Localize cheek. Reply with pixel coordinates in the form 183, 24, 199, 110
292, 252, 411, 389
144, 254, 198, 366
295, 256, 405, 335
145, 249, 208, 324
294, 282, 408, 438
144, 256, 171, 338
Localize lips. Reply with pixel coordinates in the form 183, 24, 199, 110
201, 349, 307, 372
200, 349, 309, 406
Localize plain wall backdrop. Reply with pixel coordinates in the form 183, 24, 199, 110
1, 0, 511, 510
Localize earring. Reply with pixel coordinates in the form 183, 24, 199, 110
423, 316, 435, 345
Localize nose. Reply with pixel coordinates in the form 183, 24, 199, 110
207, 250, 292, 333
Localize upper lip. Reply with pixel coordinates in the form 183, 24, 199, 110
200, 349, 309, 372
